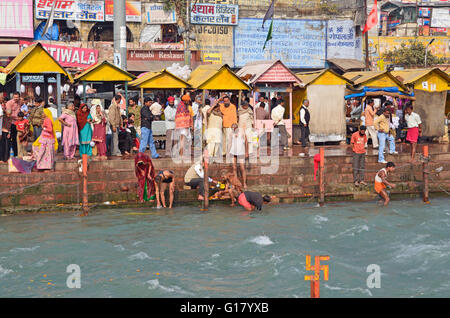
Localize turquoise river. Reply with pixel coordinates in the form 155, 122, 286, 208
0, 198, 449, 297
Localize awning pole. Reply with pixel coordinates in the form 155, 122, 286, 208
56, 73, 61, 117
125, 81, 129, 116
16, 73, 21, 93
83, 81, 86, 104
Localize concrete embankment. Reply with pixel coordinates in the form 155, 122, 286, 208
0, 149, 449, 214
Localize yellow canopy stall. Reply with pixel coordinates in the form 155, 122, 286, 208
343, 71, 410, 95
129, 69, 191, 107
392, 68, 450, 137
4, 42, 73, 133
129, 69, 189, 89
294, 69, 352, 143
74, 60, 136, 110
188, 64, 250, 91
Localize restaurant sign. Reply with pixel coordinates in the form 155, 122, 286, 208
35, 0, 104, 22
128, 50, 184, 61
20, 41, 98, 69
190, 3, 238, 25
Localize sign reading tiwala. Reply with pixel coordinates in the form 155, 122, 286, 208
20, 41, 98, 68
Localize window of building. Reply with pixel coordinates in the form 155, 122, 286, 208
161, 24, 181, 43
88, 22, 134, 42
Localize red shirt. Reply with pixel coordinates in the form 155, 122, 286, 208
351, 132, 367, 154
15, 119, 29, 132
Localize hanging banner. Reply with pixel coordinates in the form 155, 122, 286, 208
190, 3, 238, 25
145, 3, 176, 24
431, 8, 450, 28
35, 0, 104, 22
20, 41, 98, 69
105, 0, 142, 22
0, 0, 34, 38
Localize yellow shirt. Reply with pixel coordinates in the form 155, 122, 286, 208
374, 114, 389, 133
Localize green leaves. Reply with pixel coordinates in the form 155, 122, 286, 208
382, 40, 445, 68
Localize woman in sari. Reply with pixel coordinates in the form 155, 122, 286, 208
58, 103, 79, 160
175, 94, 193, 158
32, 106, 58, 171
90, 99, 107, 161
77, 103, 92, 157
135, 152, 156, 203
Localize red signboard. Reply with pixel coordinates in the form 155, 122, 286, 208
20, 41, 98, 69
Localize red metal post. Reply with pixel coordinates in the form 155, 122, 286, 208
81, 154, 89, 216
305, 254, 329, 298
319, 147, 325, 207
423, 145, 429, 204
202, 149, 209, 211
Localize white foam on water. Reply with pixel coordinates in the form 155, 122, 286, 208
394, 241, 450, 261
146, 279, 194, 295
233, 258, 263, 268
212, 254, 220, 258
34, 259, 48, 267
330, 225, 369, 239
128, 252, 151, 261
10, 246, 40, 253
132, 241, 143, 246
114, 244, 126, 251
249, 235, 274, 246
0, 265, 13, 278
313, 215, 328, 224
324, 284, 373, 297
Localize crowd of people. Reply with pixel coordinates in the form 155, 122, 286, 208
347, 95, 424, 206
0, 90, 427, 208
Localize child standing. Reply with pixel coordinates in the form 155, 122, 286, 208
15, 111, 30, 158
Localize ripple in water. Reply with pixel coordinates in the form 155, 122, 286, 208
330, 225, 369, 239
313, 215, 329, 224
10, 246, 40, 253
0, 265, 13, 278
146, 279, 194, 295
249, 235, 274, 246
128, 252, 151, 260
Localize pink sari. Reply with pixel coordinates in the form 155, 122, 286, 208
33, 117, 55, 170
92, 117, 107, 156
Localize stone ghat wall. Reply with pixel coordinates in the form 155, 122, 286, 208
0, 152, 449, 213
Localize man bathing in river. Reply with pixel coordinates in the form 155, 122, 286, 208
374, 162, 396, 206
155, 170, 175, 209
238, 191, 273, 211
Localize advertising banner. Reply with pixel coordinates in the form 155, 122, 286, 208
192, 25, 233, 65
234, 18, 326, 68
203, 53, 223, 64
431, 8, 450, 28
0, 0, 33, 38
145, 3, 176, 24
35, 0, 104, 22
190, 3, 238, 25
20, 41, 98, 69
105, 0, 141, 22
327, 20, 362, 60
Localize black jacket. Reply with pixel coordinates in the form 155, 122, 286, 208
140, 106, 154, 129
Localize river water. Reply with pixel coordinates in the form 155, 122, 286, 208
0, 198, 449, 298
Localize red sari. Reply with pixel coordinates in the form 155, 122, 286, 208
135, 153, 156, 202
